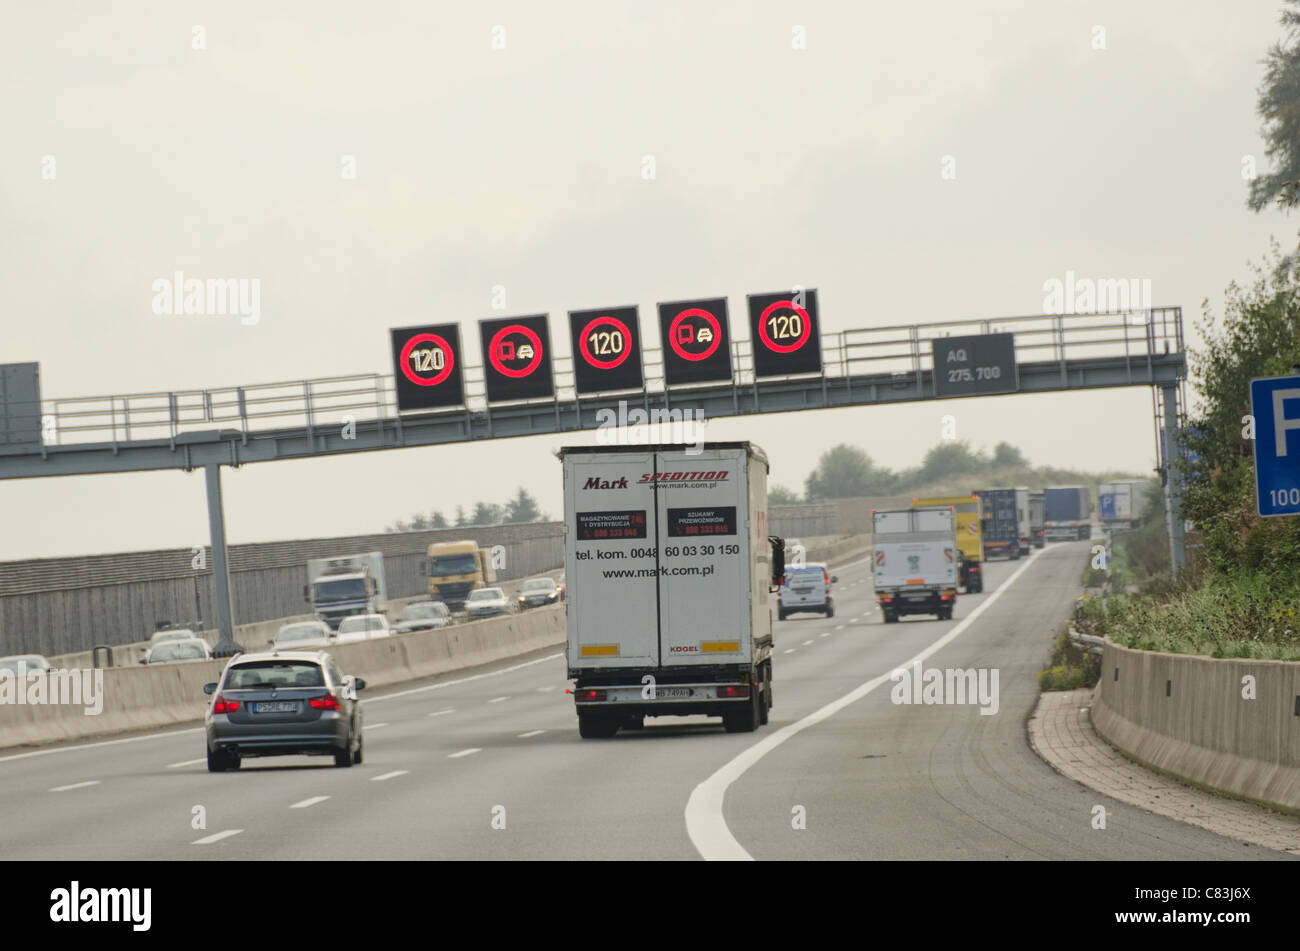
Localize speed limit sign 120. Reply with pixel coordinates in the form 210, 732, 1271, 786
747, 289, 821, 377
390, 323, 466, 411
568, 305, 644, 394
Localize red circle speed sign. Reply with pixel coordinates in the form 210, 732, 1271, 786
488, 324, 544, 380
668, 308, 722, 363
399, 333, 455, 387
757, 300, 813, 355
578, 315, 633, 370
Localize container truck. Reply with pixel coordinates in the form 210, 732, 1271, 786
913, 495, 983, 592
973, 487, 1021, 560
1043, 485, 1092, 541
561, 442, 783, 738
1098, 479, 1146, 532
1028, 492, 1046, 548
872, 506, 959, 622
423, 540, 498, 609
304, 553, 386, 630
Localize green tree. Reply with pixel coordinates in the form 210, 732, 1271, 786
768, 484, 801, 505
805, 445, 897, 499
505, 487, 544, 523
1181, 250, 1300, 574
992, 442, 1028, 468
471, 501, 505, 526
454, 505, 468, 528
430, 511, 448, 530
914, 440, 987, 484
1249, 2, 1300, 212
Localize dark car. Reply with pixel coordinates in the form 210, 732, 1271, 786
517, 577, 561, 610
392, 600, 451, 634
203, 650, 365, 772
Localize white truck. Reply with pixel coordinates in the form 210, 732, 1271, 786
560, 442, 784, 738
1098, 480, 1146, 532
872, 507, 959, 623
304, 552, 386, 630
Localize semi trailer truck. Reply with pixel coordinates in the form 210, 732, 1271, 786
1098, 480, 1147, 532
561, 442, 783, 738
973, 487, 1021, 560
423, 540, 497, 609
1043, 485, 1093, 541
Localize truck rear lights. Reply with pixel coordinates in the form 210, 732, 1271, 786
577, 689, 606, 702
717, 685, 750, 699
309, 692, 341, 710
212, 695, 240, 714
878, 596, 893, 603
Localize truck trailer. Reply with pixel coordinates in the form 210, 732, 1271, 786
561, 442, 782, 738
1043, 485, 1093, 541
973, 487, 1021, 560
1098, 479, 1147, 532
872, 506, 959, 622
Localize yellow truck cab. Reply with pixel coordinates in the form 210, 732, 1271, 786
423, 540, 497, 610
912, 495, 984, 593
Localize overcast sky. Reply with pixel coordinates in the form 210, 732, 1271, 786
0, 0, 1292, 559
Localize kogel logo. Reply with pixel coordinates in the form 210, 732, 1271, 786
583, 476, 629, 490
668, 645, 700, 652
637, 471, 730, 484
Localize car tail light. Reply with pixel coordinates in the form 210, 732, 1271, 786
212, 695, 239, 714
577, 688, 606, 702
309, 693, 341, 710
878, 596, 892, 604
717, 685, 750, 699
822, 567, 830, 585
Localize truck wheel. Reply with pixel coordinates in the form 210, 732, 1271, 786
723, 691, 760, 733
578, 714, 619, 739
883, 610, 898, 624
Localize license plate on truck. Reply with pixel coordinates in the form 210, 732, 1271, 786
653, 688, 692, 698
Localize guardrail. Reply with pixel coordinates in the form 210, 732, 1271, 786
32, 308, 1182, 447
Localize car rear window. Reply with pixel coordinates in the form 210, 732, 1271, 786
786, 568, 824, 581
226, 661, 325, 689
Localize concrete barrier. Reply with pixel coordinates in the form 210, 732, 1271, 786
1092, 640, 1300, 814
0, 605, 565, 751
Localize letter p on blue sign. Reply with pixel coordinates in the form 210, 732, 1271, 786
1250, 374, 1300, 517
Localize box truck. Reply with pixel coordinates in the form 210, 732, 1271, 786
872, 506, 959, 622
1043, 485, 1092, 541
973, 487, 1021, 560
561, 442, 783, 738
913, 495, 983, 592
1098, 480, 1146, 532
304, 553, 386, 630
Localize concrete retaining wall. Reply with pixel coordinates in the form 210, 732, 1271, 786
1092, 640, 1300, 814
0, 606, 566, 751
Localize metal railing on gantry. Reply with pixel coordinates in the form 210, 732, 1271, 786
31, 308, 1184, 448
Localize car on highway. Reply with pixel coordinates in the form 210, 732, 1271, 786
0, 654, 53, 675
392, 600, 451, 635
141, 627, 207, 655
272, 620, 334, 649
335, 613, 391, 642
465, 586, 509, 619
516, 576, 561, 610
141, 638, 213, 665
203, 650, 366, 771
777, 563, 837, 620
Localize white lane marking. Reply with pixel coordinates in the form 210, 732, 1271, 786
0, 727, 203, 765
193, 829, 242, 845
686, 547, 1044, 861
820, 632, 830, 638
850, 617, 860, 623
49, 780, 99, 792
488, 696, 510, 704
449, 748, 481, 758
783, 649, 796, 654
427, 709, 455, 718
537, 685, 557, 692
364, 722, 389, 731
371, 770, 408, 782
290, 796, 330, 809
364, 653, 562, 705
166, 758, 206, 769
518, 730, 545, 738
802, 639, 814, 646
835, 625, 845, 631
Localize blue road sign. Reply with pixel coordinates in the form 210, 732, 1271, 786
1250, 374, 1300, 517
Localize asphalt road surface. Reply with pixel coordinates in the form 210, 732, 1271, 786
0, 542, 1285, 860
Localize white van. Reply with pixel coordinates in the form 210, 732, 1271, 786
778, 562, 837, 619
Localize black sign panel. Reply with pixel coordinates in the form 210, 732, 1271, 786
569, 306, 643, 394
931, 333, 1016, 397
747, 289, 821, 377
575, 510, 647, 540
390, 323, 465, 411
667, 506, 737, 537
657, 297, 732, 385
479, 314, 554, 402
